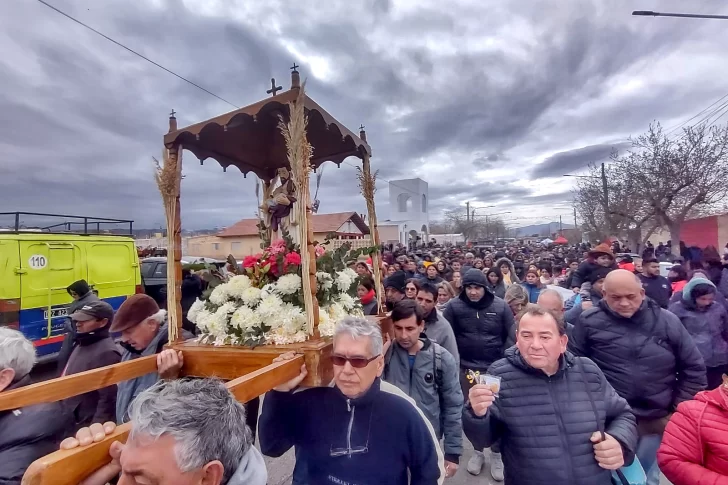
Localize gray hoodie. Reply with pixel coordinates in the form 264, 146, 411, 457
228, 447, 267, 485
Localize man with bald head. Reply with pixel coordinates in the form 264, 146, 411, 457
570, 269, 706, 485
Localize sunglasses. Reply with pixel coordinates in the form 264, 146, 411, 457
332, 354, 379, 368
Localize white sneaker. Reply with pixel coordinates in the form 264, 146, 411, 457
467, 450, 485, 475
490, 452, 504, 481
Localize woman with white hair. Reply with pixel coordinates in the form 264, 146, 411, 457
0, 328, 70, 483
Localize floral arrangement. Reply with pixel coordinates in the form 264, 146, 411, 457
187, 232, 374, 346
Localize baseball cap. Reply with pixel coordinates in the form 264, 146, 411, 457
70, 301, 115, 323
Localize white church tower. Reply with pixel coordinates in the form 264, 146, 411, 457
387, 178, 429, 245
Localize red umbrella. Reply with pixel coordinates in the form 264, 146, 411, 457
554, 235, 568, 245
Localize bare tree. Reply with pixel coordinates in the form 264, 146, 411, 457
443, 208, 485, 242
428, 219, 452, 234
625, 123, 728, 255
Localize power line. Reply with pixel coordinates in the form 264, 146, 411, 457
664, 92, 728, 137
34, 0, 240, 109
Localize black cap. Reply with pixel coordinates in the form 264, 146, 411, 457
70, 301, 114, 323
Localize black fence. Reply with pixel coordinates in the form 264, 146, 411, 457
0, 212, 134, 236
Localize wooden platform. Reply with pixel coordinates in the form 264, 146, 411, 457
170, 337, 334, 387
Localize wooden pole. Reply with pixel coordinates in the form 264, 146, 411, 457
169, 144, 183, 343
360, 149, 384, 314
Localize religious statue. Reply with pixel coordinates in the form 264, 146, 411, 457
260, 167, 297, 234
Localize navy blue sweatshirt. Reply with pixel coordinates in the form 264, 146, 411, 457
638, 273, 672, 308
259, 378, 442, 485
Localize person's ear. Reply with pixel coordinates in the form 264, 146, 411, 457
199, 460, 225, 485
376, 354, 384, 377
0, 368, 16, 392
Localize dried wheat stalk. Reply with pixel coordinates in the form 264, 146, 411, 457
358, 155, 384, 313
278, 83, 317, 335
153, 147, 182, 343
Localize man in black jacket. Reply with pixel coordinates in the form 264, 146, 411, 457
464, 305, 637, 484
443, 268, 514, 480
56, 279, 100, 374
638, 258, 671, 308
1, 328, 70, 484
570, 269, 706, 485
63, 301, 121, 429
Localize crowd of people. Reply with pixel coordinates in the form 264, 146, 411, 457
1, 238, 728, 484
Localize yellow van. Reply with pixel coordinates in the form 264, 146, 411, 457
0, 214, 142, 361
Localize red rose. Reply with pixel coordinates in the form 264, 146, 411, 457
284, 252, 302, 266
243, 255, 258, 268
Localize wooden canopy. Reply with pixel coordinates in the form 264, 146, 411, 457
163, 67, 372, 181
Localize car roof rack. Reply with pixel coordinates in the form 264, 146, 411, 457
0, 212, 134, 236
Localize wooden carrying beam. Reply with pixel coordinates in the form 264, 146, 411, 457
0, 355, 158, 412
22, 356, 304, 485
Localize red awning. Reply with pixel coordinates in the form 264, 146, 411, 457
554, 236, 568, 244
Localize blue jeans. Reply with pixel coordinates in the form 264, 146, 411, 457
635, 434, 662, 485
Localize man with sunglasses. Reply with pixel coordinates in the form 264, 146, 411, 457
259, 316, 444, 485
384, 299, 463, 478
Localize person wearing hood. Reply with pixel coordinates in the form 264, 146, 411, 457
443, 269, 514, 481
63, 301, 121, 429
436, 259, 452, 281
495, 257, 520, 287
57, 279, 101, 374
657, 376, 728, 484
464, 306, 637, 485
668, 278, 728, 390
484, 267, 506, 299
62, 379, 267, 485
112, 294, 194, 424
570, 270, 707, 485
668, 264, 688, 295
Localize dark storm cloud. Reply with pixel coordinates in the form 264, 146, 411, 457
530, 142, 631, 179
1, 0, 726, 229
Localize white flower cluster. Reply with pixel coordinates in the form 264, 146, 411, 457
334, 268, 358, 292
188, 262, 364, 346
275, 274, 302, 295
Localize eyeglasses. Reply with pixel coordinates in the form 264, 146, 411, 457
332, 354, 379, 368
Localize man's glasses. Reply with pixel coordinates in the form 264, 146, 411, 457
332, 355, 378, 368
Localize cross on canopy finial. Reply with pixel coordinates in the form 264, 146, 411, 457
170, 109, 176, 118
359, 124, 365, 131
266, 78, 283, 96
291, 62, 300, 73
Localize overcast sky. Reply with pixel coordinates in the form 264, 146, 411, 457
2, 0, 727, 230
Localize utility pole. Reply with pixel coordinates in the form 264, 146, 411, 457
466, 201, 470, 223
559, 215, 563, 233
573, 207, 578, 231
601, 162, 610, 235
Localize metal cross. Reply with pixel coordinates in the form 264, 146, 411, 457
359, 124, 365, 131
170, 109, 176, 117
290, 63, 300, 72
266, 78, 282, 96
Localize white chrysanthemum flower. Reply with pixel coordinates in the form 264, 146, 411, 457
240, 286, 262, 305
318, 309, 335, 337
275, 274, 302, 295
227, 275, 251, 297
209, 283, 231, 305
187, 299, 206, 324
316, 272, 334, 291
195, 309, 214, 333
230, 305, 263, 332
260, 283, 275, 299
337, 293, 356, 311
266, 327, 308, 345
257, 294, 284, 319
335, 269, 357, 292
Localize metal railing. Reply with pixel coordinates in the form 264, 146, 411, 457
0, 212, 134, 236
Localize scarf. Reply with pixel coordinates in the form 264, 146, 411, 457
360, 289, 376, 305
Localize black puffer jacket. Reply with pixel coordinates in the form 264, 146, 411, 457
442, 269, 514, 370
463, 348, 637, 485
570, 299, 707, 419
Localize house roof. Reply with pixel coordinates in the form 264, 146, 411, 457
218, 212, 369, 238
